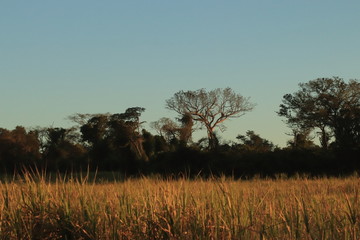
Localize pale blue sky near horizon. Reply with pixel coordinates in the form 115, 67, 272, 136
1, 1, 360, 147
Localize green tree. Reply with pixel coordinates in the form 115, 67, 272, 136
166, 88, 255, 149
278, 77, 360, 149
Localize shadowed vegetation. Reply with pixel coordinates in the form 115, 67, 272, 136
0, 82, 359, 177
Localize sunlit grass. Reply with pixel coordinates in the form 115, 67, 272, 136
0, 172, 359, 239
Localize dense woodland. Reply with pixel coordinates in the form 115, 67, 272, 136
1, 77, 359, 177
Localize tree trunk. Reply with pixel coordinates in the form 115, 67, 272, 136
319, 127, 329, 149
206, 127, 218, 150
130, 137, 149, 162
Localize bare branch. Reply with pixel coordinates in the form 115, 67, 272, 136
166, 87, 255, 149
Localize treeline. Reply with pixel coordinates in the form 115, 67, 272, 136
0, 77, 359, 177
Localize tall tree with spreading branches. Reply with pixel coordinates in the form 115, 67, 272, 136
166, 88, 255, 149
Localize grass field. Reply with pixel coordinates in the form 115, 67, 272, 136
0, 173, 359, 239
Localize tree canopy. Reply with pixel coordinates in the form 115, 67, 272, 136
0, 82, 359, 177
236, 130, 275, 152
278, 77, 360, 149
166, 88, 255, 149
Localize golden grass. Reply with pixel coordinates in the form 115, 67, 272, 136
0, 173, 359, 239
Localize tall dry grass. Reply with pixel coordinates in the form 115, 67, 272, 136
0, 173, 359, 239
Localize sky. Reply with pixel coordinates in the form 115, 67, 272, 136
1, 1, 360, 147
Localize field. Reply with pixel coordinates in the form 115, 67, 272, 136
0, 173, 359, 240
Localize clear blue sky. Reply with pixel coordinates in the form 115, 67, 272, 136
1, 1, 360, 146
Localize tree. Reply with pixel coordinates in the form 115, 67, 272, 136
150, 117, 179, 143
278, 77, 360, 149
236, 130, 275, 152
0, 126, 41, 171
109, 107, 148, 161
141, 129, 170, 158
41, 127, 87, 171
177, 112, 194, 144
80, 114, 110, 146
286, 128, 316, 149
166, 88, 255, 149
75, 107, 149, 170
150, 112, 194, 146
